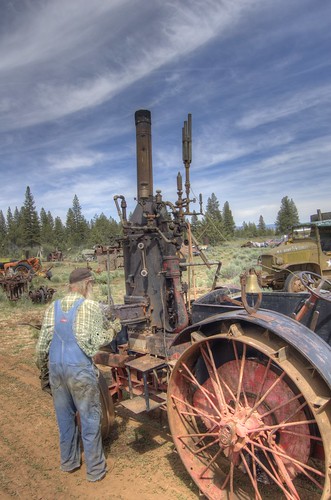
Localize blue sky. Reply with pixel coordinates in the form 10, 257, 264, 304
0, 0, 330, 226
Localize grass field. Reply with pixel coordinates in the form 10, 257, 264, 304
0, 243, 263, 315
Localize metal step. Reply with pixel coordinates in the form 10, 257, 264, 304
120, 393, 167, 414
124, 354, 166, 373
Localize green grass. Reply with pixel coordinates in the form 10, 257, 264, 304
0, 244, 266, 314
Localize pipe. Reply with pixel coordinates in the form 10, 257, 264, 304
135, 110, 153, 201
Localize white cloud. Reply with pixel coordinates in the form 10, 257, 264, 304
237, 85, 331, 129
0, 0, 330, 231
0, 0, 267, 130
46, 153, 105, 172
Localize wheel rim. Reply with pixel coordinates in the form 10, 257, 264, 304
99, 372, 115, 440
290, 277, 305, 293
167, 327, 331, 499
14, 264, 32, 276
286, 273, 306, 293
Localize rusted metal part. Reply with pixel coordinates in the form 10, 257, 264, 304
92, 110, 331, 496
28, 286, 56, 304
98, 372, 115, 439
47, 250, 63, 262
0, 274, 29, 300
0, 257, 52, 281
171, 307, 331, 387
167, 331, 331, 499
94, 244, 123, 272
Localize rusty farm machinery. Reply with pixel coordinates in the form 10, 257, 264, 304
0, 257, 54, 302
90, 110, 329, 499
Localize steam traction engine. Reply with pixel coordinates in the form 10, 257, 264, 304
95, 110, 331, 499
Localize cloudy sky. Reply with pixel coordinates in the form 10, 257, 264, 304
0, 0, 330, 226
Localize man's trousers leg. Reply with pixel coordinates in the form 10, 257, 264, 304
69, 366, 106, 481
50, 370, 81, 472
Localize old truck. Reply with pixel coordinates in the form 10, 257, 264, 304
258, 214, 331, 292
87, 110, 331, 499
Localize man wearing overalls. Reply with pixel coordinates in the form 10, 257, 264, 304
36, 267, 121, 482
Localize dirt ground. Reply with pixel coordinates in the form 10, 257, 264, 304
0, 309, 199, 500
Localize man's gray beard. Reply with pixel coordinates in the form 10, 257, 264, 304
85, 283, 94, 300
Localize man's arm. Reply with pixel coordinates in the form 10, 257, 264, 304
75, 300, 122, 356
35, 304, 55, 369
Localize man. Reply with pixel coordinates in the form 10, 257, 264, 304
36, 267, 121, 482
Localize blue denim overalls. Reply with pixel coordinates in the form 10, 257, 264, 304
49, 298, 106, 481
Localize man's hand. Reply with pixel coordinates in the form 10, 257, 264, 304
39, 361, 52, 395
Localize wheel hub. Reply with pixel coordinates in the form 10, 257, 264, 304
218, 407, 264, 454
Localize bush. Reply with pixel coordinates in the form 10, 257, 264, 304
220, 263, 242, 280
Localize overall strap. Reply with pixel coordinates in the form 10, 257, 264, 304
54, 297, 85, 321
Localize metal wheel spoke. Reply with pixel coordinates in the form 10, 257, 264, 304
191, 437, 220, 455
248, 419, 317, 433
214, 366, 238, 404
255, 437, 286, 494
181, 362, 223, 419
281, 429, 323, 441
271, 448, 300, 499
269, 399, 309, 438
194, 423, 219, 447
274, 443, 325, 489
239, 449, 262, 500
244, 444, 293, 496
253, 358, 272, 407
198, 447, 223, 479
246, 371, 286, 419
232, 340, 248, 407
248, 438, 325, 479
177, 432, 219, 439
260, 392, 303, 418
177, 430, 220, 456
199, 341, 229, 413
230, 461, 234, 497
219, 468, 231, 490
171, 394, 219, 426
167, 332, 329, 499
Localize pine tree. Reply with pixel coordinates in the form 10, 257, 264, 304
199, 193, 224, 245
65, 208, 76, 246
258, 215, 267, 235
241, 221, 248, 237
222, 201, 235, 238
54, 217, 66, 249
206, 193, 222, 220
21, 186, 40, 248
190, 211, 202, 238
275, 196, 299, 235
66, 195, 89, 247
6, 206, 24, 249
88, 213, 120, 246
40, 208, 54, 246
247, 222, 258, 238
6, 207, 14, 247
0, 210, 7, 253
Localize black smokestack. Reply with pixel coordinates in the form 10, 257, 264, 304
135, 110, 153, 201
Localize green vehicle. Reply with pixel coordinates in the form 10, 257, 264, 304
258, 214, 331, 292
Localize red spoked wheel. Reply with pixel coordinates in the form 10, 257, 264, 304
167, 325, 331, 499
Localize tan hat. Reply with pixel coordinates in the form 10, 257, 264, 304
69, 268, 93, 284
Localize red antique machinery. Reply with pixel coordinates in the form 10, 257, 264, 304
95, 110, 331, 499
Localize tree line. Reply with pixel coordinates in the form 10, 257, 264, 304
191, 193, 299, 245
0, 186, 300, 256
0, 187, 121, 256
